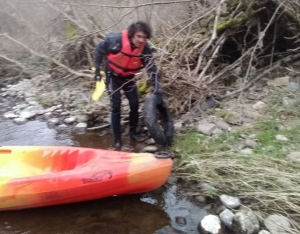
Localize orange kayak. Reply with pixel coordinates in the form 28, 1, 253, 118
0, 146, 172, 211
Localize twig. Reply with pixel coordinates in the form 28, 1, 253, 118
87, 124, 110, 131
0, 54, 25, 69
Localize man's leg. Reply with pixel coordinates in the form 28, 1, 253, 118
123, 78, 143, 141
106, 71, 123, 149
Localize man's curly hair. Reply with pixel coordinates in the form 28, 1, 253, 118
128, 21, 152, 39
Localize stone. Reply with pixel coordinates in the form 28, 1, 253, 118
44, 112, 52, 120
200, 183, 217, 194
13, 118, 27, 125
224, 112, 242, 125
60, 112, 69, 116
214, 120, 230, 131
252, 101, 266, 110
288, 82, 299, 91
243, 110, 263, 120
1, 88, 6, 92
232, 210, 260, 234
167, 176, 178, 185
175, 217, 187, 226
174, 121, 183, 131
155, 225, 187, 234
212, 128, 223, 136
268, 76, 290, 86
258, 231, 271, 234
240, 148, 253, 155
74, 123, 87, 131
220, 195, 241, 209
245, 139, 258, 148
264, 215, 291, 234
219, 209, 234, 229
141, 146, 158, 153
57, 124, 68, 130
146, 138, 156, 145
286, 152, 300, 163
76, 115, 88, 123
197, 123, 217, 136
276, 135, 288, 141
64, 117, 76, 124
198, 215, 224, 234
19, 111, 37, 119
233, 66, 242, 76
195, 195, 207, 204
282, 97, 297, 108
48, 118, 59, 125
249, 134, 256, 139
3, 111, 18, 119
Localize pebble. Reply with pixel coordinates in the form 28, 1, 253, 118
220, 195, 241, 209
275, 135, 288, 141
264, 214, 291, 234
240, 148, 253, 155
219, 209, 234, 229
198, 215, 223, 234
64, 117, 76, 124
141, 146, 158, 153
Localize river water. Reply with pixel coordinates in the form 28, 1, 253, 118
0, 112, 208, 233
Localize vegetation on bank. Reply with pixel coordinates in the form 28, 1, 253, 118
173, 90, 300, 231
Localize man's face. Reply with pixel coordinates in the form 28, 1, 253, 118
131, 31, 147, 48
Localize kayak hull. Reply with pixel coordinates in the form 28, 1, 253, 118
0, 146, 172, 211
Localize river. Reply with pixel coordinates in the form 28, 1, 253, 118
0, 115, 208, 234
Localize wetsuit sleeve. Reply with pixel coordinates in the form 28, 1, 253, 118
141, 45, 162, 92
94, 38, 110, 71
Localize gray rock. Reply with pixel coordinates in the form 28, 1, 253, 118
44, 112, 52, 120
197, 123, 217, 136
220, 195, 241, 209
76, 115, 88, 123
240, 148, 253, 155
1, 88, 6, 92
48, 118, 59, 125
258, 231, 271, 234
249, 134, 256, 139
155, 225, 187, 234
146, 138, 156, 145
252, 101, 266, 110
74, 123, 87, 131
288, 82, 299, 91
233, 66, 242, 76
64, 117, 76, 124
174, 121, 183, 131
276, 135, 288, 141
198, 215, 224, 234
245, 139, 258, 148
57, 124, 68, 130
214, 120, 230, 131
15, 103, 29, 110
175, 217, 187, 226
200, 183, 217, 194
60, 112, 69, 116
264, 214, 291, 234
243, 110, 263, 120
283, 97, 297, 108
141, 146, 158, 153
232, 210, 260, 234
19, 111, 37, 119
286, 151, 300, 163
219, 209, 234, 229
3, 111, 18, 119
212, 128, 223, 136
195, 195, 207, 204
13, 118, 27, 125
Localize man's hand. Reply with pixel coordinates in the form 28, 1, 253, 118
94, 69, 102, 81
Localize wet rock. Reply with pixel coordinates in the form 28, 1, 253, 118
240, 148, 253, 155
232, 210, 260, 234
286, 151, 300, 163
258, 231, 271, 234
48, 118, 59, 125
219, 209, 234, 229
175, 217, 187, 226
60, 111, 69, 116
195, 195, 207, 204
253, 101, 266, 111
64, 116, 76, 124
220, 195, 241, 209
197, 123, 217, 136
141, 146, 158, 153
198, 215, 224, 234
214, 120, 230, 131
57, 124, 68, 130
155, 225, 187, 234
215, 205, 226, 215
74, 123, 87, 131
276, 135, 288, 141
4, 111, 18, 119
44, 112, 52, 120
264, 214, 291, 234
20, 105, 43, 119
174, 121, 183, 131
245, 139, 258, 148
13, 118, 27, 125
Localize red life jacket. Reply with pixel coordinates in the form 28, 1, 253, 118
106, 30, 145, 77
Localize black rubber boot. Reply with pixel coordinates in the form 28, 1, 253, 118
113, 139, 122, 151
130, 131, 145, 142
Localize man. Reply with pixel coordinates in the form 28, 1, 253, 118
94, 21, 163, 150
